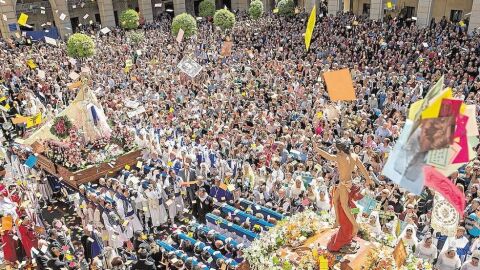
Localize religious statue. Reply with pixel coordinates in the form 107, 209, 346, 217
314, 139, 373, 253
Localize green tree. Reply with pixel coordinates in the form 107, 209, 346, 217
199, 0, 216, 18
213, 8, 236, 31
171, 13, 198, 39
249, 0, 264, 20
66, 33, 95, 59
277, 0, 295, 17
119, 9, 140, 30
126, 31, 145, 45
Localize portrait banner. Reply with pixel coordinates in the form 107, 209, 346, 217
177, 57, 203, 78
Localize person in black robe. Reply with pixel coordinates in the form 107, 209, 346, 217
192, 188, 214, 224
80, 226, 102, 263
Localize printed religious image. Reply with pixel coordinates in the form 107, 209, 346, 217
419, 117, 455, 151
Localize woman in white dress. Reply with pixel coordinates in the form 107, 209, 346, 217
365, 211, 382, 236
436, 246, 462, 270
414, 233, 438, 263
290, 177, 305, 199
398, 224, 418, 251
316, 186, 330, 212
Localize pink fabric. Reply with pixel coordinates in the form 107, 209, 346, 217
423, 166, 466, 216
453, 115, 469, 164
439, 99, 463, 117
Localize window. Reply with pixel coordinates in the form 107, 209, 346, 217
405, 6, 415, 18
450, 10, 462, 22
95, 14, 101, 24
363, 3, 370, 15
70, 17, 79, 32
114, 11, 118, 27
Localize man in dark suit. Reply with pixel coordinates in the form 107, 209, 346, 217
178, 163, 198, 206
192, 188, 214, 224
132, 247, 156, 270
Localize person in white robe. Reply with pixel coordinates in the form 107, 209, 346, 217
414, 233, 438, 263
36, 176, 53, 204
461, 250, 480, 270
398, 224, 418, 251
114, 188, 143, 239
197, 163, 210, 179
290, 177, 305, 199
436, 246, 462, 270
134, 187, 149, 227
101, 201, 127, 249
164, 170, 185, 223
74, 186, 88, 228
316, 186, 330, 212
365, 211, 382, 236
144, 183, 162, 228
0, 191, 17, 219
441, 227, 470, 261
144, 180, 168, 231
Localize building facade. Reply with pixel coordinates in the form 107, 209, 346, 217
0, 0, 478, 40
328, 0, 479, 31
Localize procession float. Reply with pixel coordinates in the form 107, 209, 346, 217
239, 209, 433, 270
13, 77, 141, 188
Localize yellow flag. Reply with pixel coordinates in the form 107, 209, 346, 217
124, 59, 133, 73
395, 219, 401, 236
459, 21, 465, 27
319, 256, 328, 270
305, 5, 316, 51
26, 113, 42, 128
33, 112, 42, 125
407, 100, 424, 120
421, 88, 452, 119
17, 13, 29, 26
386, 2, 393, 9
273, 8, 279, 14
26, 59, 37, 69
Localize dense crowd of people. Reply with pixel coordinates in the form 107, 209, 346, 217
0, 4, 479, 270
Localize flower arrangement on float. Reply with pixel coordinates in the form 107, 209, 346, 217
243, 210, 332, 270
361, 243, 433, 270
50, 116, 73, 139
363, 248, 396, 270
43, 119, 136, 170
402, 247, 433, 270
